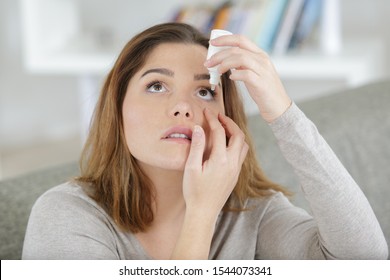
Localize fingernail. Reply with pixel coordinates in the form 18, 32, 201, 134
193, 125, 202, 137
192, 125, 203, 145
194, 124, 200, 132
204, 59, 211, 67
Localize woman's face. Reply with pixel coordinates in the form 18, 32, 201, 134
123, 43, 225, 172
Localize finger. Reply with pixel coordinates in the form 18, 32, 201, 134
219, 113, 249, 168
210, 34, 263, 54
218, 113, 245, 150
205, 48, 265, 77
204, 108, 227, 158
238, 142, 249, 166
185, 125, 205, 170
219, 53, 263, 77
228, 69, 261, 88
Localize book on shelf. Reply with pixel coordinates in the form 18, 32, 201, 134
170, 0, 323, 55
289, 0, 323, 51
272, 0, 306, 55
212, 1, 233, 30
255, 0, 289, 53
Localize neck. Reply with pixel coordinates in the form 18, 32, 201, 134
140, 164, 186, 224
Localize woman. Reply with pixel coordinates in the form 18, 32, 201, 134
22, 22, 388, 259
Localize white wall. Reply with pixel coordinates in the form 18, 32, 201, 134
1, 0, 390, 177
0, 0, 80, 149
341, 0, 390, 74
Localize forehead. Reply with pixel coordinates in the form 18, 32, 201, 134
142, 43, 208, 69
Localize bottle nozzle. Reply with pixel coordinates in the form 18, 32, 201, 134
209, 71, 219, 91
206, 29, 233, 91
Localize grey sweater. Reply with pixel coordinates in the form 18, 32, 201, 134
22, 103, 388, 259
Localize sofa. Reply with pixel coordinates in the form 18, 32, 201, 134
1, 79, 389, 260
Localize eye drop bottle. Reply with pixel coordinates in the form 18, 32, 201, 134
206, 29, 233, 90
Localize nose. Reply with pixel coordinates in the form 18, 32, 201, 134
170, 100, 194, 119
174, 111, 190, 118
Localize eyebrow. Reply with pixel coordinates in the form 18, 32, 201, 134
194, 73, 210, 80
141, 68, 210, 81
141, 68, 174, 78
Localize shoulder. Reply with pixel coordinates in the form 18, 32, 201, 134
37, 181, 92, 201
28, 181, 114, 230
33, 181, 103, 215
23, 182, 119, 259
244, 191, 291, 211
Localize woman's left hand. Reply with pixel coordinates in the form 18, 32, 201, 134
204, 34, 292, 123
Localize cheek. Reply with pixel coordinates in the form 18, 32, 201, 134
122, 100, 148, 150
123, 106, 140, 133
203, 97, 225, 127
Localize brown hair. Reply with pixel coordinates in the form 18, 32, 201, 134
76, 22, 288, 233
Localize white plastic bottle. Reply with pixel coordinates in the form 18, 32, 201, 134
206, 29, 233, 90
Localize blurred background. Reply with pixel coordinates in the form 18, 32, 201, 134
0, 0, 389, 180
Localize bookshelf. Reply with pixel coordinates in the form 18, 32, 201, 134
19, 0, 387, 117
19, 0, 340, 74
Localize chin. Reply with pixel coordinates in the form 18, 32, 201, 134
147, 153, 188, 171
161, 159, 187, 171
166, 149, 190, 169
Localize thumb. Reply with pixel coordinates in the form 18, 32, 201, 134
185, 125, 205, 169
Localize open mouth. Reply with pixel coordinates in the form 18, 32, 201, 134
165, 133, 192, 141
162, 126, 193, 143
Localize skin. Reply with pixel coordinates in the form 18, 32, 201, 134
122, 35, 291, 259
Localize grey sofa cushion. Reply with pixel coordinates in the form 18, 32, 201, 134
0, 79, 389, 259
0, 163, 79, 259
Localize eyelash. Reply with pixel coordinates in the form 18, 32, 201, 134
145, 81, 217, 100
145, 81, 161, 92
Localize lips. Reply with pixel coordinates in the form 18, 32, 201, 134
162, 126, 193, 141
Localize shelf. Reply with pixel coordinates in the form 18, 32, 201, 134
20, 0, 385, 86
24, 50, 116, 75
23, 38, 385, 89
19, 0, 387, 118
272, 38, 385, 86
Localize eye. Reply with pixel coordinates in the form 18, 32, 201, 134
197, 87, 216, 101
146, 81, 167, 93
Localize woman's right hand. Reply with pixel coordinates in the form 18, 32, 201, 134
171, 109, 248, 259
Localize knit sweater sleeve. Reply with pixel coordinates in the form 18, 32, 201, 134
257, 103, 388, 259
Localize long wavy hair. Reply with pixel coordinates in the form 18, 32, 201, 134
76, 22, 288, 233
